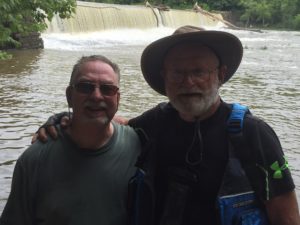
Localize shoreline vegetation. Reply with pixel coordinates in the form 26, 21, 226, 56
89, 0, 300, 31
1, 0, 299, 59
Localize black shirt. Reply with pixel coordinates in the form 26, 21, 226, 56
129, 101, 295, 225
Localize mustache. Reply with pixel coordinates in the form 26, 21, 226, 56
178, 88, 204, 95
84, 101, 108, 109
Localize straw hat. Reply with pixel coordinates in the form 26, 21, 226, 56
141, 25, 243, 95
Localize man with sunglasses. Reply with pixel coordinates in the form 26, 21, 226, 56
0, 55, 141, 225
31, 26, 299, 225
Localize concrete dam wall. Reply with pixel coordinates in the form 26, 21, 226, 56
46, 1, 224, 33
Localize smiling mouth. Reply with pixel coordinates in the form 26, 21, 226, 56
86, 106, 106, 111
179, 92, 203, 98
85, 101, 107, 111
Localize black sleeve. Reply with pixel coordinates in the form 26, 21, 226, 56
243, 115, 295, 201
128, 103, 166, 138
42, 112, 70, 127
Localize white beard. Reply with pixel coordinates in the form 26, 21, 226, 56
168, 81, 220, 118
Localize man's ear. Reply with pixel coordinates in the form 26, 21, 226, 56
218, 65, 227, 86
117, 91, 120, 104
116, 90, 120, 111
66, 86, 72, 107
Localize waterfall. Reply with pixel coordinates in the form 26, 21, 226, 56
159, 9, 222, 28
45, 1, 224, 33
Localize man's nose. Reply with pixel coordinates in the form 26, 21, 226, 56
90, 87, 105, 99
181, 73, 197, 86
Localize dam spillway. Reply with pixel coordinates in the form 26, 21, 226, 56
45, 1, 224, 33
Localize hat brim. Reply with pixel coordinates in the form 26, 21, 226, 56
141, 30, 243, 95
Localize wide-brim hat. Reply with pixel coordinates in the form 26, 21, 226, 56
141, 25, 243, 95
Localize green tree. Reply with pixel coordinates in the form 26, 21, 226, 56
294, 14, 300, 29
255, 1, 272, 26
239, 0, 300, 29
240, 0, 274, 27
279, 0, 300, 28
0, 0, 76, 59
202, 0, 242, 10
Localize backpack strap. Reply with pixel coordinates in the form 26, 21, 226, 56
227, 103, 249, 135
128, 127, 156, 225
226, 103, 252, 162
134, 128, 151, 170
226, 103, 267, 197
128, 103, 169, 225
224, 104, 270, 223
218, 103, 253, 197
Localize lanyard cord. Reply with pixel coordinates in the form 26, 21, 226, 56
185, 120, 203, 166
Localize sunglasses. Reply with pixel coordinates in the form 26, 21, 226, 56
166, 67, 219, 84
72, 82, 119, 96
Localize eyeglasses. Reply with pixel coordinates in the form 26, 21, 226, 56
166, 67, 219, 84
72, 82, 119, 96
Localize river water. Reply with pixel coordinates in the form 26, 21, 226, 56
0, 27, 300, 212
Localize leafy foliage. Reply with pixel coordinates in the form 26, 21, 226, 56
294, 14, 300, 29
0, 50, 12, 60
0, 0, 76, 50
239, 0, 300, 29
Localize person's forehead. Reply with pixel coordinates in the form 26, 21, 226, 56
74, 60, 119, 84
80, 61, 114, 75
80, 60, 113, 72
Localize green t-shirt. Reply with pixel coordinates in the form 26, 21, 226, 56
0, 122, 141, 225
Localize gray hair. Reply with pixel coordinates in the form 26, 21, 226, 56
69, 55, 120, 85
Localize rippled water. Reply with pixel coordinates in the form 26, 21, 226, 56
0, 28, 300, 212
